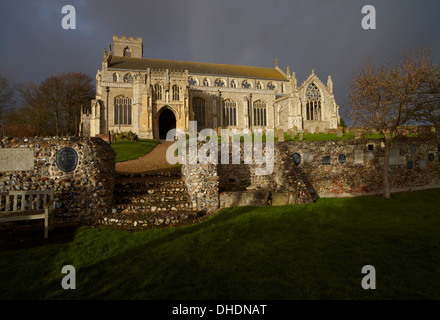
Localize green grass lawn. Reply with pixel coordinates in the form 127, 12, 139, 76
111, 139, 159, 162
1, 188, 439, 299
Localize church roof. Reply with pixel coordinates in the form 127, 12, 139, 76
108, 56, 288, 81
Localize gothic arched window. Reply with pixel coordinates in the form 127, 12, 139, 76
172, 85, 181, 101
267, 82, 276, 90
114, 96, 132, 125
203, 78, 210, 86
253, 100, 267, 127
123, 73, 133, 83
193, 98, 206, 127
154, 83, 163, 100
256, 81, 263, 90
123, 47, 131, 57
306, 83, 322, 121
112, 73, 118, 82
222, 99, 237, 127
230, 80, 237, 88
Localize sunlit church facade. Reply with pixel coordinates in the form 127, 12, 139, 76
81, 36, 340, 139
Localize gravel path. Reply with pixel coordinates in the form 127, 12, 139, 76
116, 140, 179, 174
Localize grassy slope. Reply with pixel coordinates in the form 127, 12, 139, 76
111, 139, 159, 162
0, 189, 439, 299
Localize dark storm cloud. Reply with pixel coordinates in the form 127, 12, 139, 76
1, 0, 440, 122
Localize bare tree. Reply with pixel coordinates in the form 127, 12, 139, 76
411, 67, 440, 134
348, 46, 438, 198
0, 75, 14, 136
15, 81, 53, 136
14, 73, 94, 136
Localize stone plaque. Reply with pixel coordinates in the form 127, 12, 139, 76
419, 160, 427, 170
292, 152, 302, 166
410, 146, 417, 154
56, 147, 78, 172
304, 152, 314, 164
367, 150, 374, 160
428, 153, 435, 162
321, 156, 331, 165
354, 150, 364, 165
407, 160, 413, 169
0, 148, 34, 172
338, 154, 346, 164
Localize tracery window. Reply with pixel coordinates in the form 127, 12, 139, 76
172, 85, 181, 101
242, 80, 251, 89
193, 98, 206, 127
123, 47, 131, 57
256, 81, 263, 90
230, 80, 237, 88
188, 76, 198, 86
215, 78, 225, 87
154, 83, 163, 100
123, 73, 133, 83
267, 82, 276, 90
222, 99, 237, 127
253, 100, 267, 127
203, 78, 210, 86
114, 96, 132, 125
305, 83, 322, 121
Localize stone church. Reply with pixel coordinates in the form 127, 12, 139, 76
80, 35, 340, 139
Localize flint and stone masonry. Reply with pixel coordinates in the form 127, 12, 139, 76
0, 137, 115, 226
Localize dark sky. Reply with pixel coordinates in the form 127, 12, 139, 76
1, 0, 440, 122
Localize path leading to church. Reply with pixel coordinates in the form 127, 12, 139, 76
116, 140, 179, 174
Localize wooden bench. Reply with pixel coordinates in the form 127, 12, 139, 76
0, 190, 54, 239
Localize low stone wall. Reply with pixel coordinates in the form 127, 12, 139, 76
0, 136, 115, 226
181, 137, 440, 211
278, 137, 440, 197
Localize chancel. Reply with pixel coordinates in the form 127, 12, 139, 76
80, 35, 341, 139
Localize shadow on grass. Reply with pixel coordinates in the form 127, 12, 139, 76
3, 189, 440, 299
0, 223, 79, 252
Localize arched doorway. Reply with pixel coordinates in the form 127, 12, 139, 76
158, 107, 176, 139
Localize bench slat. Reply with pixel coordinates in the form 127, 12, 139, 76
5, 195, 10, 212
13, 195, 18, 211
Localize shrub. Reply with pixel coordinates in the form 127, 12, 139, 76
115, 130, 139, 141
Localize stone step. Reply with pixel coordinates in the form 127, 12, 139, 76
114, 202, 194, 212
101, 209, 204, 229
115, 187, 188, 195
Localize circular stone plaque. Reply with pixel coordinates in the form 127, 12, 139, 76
292, 152, 302, 166
56, 147, 78, 172
304, 152, 314, 164
338, 154, 346, 164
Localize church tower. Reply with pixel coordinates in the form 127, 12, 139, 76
112, 35, 143, 58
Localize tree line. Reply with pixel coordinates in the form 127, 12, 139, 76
0, 72, 94, 137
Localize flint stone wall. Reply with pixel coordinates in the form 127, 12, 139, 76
182, 137, 440, 210
0, 136, 115, 225
278, 137, 440, 197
